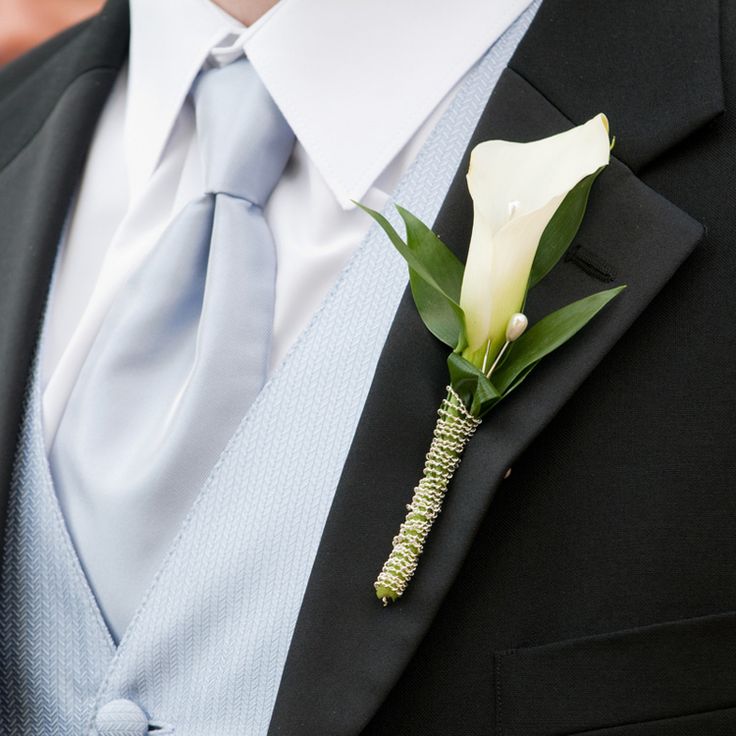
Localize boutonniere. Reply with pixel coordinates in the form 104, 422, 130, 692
359, 113, 624, 605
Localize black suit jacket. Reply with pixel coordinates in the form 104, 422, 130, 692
0, 2, 734, 734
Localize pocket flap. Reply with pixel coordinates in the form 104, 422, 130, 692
495, 611, 736, 736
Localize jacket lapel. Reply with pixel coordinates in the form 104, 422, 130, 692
268, 2, 723, 734
0, 0, 129, 566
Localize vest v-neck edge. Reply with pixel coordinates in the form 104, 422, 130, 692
28, 357, 118, 654
106, 198, 401, 655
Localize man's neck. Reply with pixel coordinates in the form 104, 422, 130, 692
210, 0, 279, 26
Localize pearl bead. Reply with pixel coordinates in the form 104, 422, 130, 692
505, 313, 528, 342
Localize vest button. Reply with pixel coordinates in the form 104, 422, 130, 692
95, 699, 149, 735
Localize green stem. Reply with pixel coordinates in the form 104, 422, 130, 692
374, 386, 481, 604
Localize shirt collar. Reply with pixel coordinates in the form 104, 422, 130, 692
127, 0, 532, 208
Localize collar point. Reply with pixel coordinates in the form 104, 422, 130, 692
333, 184, 371, 212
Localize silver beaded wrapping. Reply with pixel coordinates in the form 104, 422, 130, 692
374, 386, 481, 604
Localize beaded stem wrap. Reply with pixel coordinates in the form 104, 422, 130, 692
374, 385, 482, 604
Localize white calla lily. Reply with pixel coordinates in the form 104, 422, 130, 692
460, 113, 611, 366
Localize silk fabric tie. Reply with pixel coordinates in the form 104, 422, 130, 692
50, 57, 295, 640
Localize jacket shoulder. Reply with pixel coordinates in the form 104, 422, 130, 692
0, 21, 92, 104
0, 1, 128, 171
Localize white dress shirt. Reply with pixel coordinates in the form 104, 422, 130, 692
41, 0, 533, 450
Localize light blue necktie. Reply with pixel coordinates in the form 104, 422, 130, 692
49, 57, 295, 641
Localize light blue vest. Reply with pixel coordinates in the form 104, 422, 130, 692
0, 6, 539, 734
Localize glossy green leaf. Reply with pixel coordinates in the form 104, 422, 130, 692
528, 167, 605, 290
400, 206, 467, 348
498, 360, 539, 398
358, 202, 466, 349
492, 285, 626, 395
471, 375, 501, 417
409, 269, 465, 349
397, 206, 464, 300
447, 352, 500, 418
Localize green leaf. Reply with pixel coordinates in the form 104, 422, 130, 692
498, 360, 539, 398
447, 353, 500, 418
528, 167, 605, 290
357, 202, 466, 349
409, 269, 465, 349
397, 206, 464, 300
492, 285, 626, 395
471, 376, 500, 417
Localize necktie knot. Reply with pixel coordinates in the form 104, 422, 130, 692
193, 57, 295, 207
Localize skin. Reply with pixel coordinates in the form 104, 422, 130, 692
0, 1, 278, 65
211, 0, 280, 26
0, 0, 103, 65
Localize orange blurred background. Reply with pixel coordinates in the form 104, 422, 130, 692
1, 0, 104, 65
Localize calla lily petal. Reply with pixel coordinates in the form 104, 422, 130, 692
460, 113, 610, 362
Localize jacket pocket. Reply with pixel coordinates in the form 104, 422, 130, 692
570, 706, 736, 735
494, 611, 736, 736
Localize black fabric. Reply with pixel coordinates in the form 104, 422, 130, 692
509, 0, 724, 172
570, 708, 736, 736
355, 3, 736, 734
267, 70, 705, 736
495, 611, 736, 735
0, 0, 128, 171
0, 1, 735, 735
